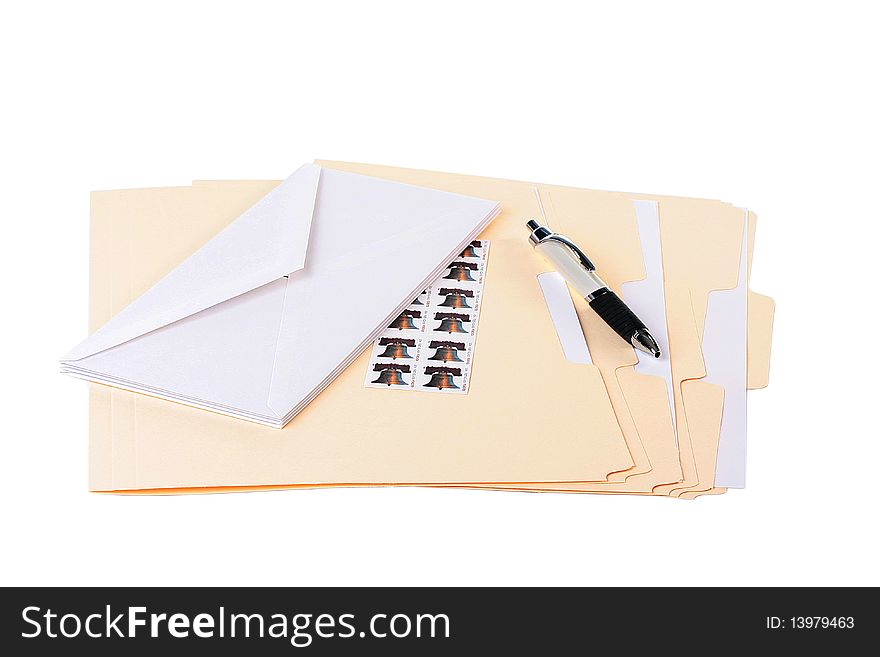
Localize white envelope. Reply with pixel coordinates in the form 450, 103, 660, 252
61, 164, 500, 427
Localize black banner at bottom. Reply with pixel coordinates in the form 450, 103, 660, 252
0, 587, 870, 653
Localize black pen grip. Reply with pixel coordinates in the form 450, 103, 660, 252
588, 288, 644, 342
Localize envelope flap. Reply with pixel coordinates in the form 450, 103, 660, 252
264, 167, 501, 418
63, 164, 320, 362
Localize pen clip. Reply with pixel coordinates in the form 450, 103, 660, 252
527, 219, 596, 271
541, 234, 596, 271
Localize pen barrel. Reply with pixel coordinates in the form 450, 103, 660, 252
534, 241, 605, 298
588, 288, 646, 343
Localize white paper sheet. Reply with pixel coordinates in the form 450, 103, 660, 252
537, 271, 593, 365
705, 210, 749, 488
621, 199, 676, 434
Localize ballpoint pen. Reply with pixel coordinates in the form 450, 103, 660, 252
526, 219, 662, 358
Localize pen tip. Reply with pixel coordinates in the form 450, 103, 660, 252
631, 329, 662, 358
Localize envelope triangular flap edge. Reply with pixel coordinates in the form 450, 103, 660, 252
265, 173, 501, 419
62, 164, 322, 363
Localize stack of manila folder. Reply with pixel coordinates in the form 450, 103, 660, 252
78, 161, 774, 498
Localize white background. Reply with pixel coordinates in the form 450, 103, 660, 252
2, 1, 878, 587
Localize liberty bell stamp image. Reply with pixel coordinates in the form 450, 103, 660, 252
377, 337, 416, 359
371, 363, 412, 386
422, 366, 462, 390
433, 312, 470, 334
